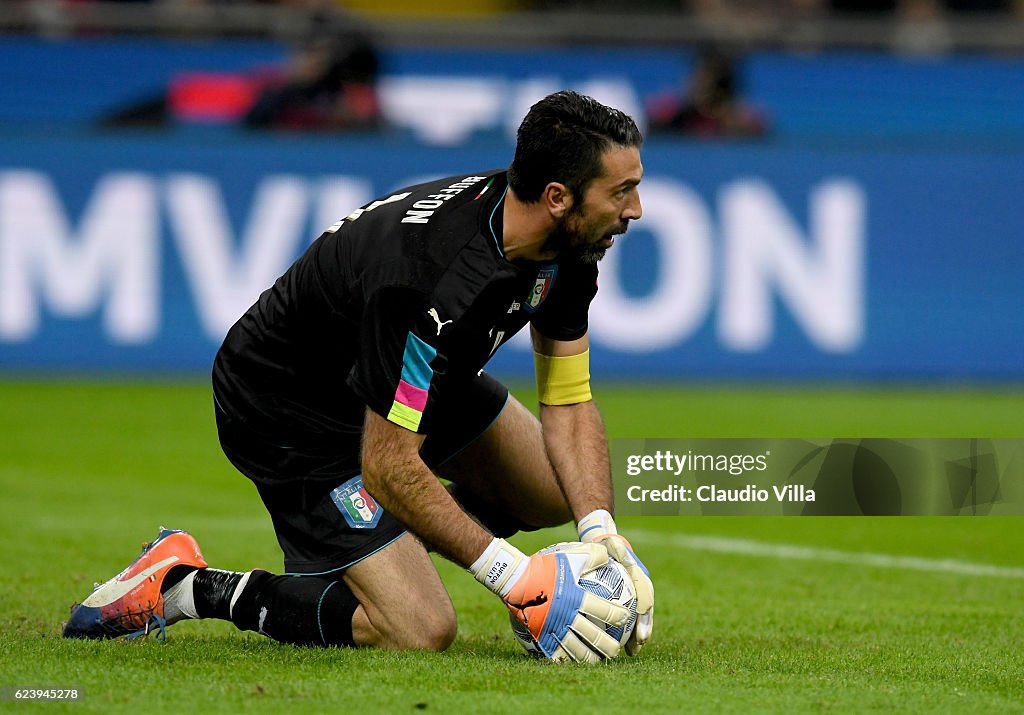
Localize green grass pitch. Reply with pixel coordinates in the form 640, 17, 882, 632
1, 380, 1022, 713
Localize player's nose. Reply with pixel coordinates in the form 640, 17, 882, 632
622, 192, 642, 221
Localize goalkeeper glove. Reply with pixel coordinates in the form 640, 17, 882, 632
577, 509, 654, 656
471, 538, 629, 663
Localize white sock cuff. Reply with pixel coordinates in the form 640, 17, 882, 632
164, 569, 200, 621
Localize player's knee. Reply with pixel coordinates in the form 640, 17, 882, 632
447, 482, 570, 537
384, 604, 457, 651
492, 504, 571, 537
525, 499, 572, 530
407, 597, 458, 651
359, 594, 457, 651
414, 609, 458, 652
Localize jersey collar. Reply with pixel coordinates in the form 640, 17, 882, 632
487, 185, 509, 258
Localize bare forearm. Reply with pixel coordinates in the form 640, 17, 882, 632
362, 411, 490, 567
540, 400, 614, 521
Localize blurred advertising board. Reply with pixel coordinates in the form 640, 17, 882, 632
1, 134, 1020, 379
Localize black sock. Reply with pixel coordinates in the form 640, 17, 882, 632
229, 570, 359, 647
161, 564, 197, 592
161, 566, 245, 621
192, 568, 246, 620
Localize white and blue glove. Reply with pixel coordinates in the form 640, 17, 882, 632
471, 538, 629, 663
577, 509, 654, 656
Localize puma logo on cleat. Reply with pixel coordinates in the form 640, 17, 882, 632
257, 606, 268, 635
427, 308, 453, 335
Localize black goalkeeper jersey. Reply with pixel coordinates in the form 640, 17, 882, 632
213, 170, 598, 443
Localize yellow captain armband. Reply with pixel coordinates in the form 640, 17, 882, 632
534, 349, 593, 405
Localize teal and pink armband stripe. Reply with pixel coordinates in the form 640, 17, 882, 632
386, 332, 436, 431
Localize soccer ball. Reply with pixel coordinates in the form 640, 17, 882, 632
509, 554, 638, 658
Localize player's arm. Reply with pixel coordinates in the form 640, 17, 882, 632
352, 277, 625, 661
361, 407, 628, 662
532, 326, 655, 656
361, 409, 490, 566
531, 328, 613, 518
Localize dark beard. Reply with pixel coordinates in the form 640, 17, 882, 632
541, 220, 573, 258
575, 245, 607, 265
542, 210, 612, 264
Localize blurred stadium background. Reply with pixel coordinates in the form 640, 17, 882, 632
0, 0, 1022, 382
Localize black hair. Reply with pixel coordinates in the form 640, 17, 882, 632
508, 90, 642, 203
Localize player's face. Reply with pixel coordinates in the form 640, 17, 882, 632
554, 145, 644, 264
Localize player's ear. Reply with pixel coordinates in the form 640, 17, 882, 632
542, 182, 573, 219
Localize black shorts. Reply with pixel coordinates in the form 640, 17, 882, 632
215, 372, 509, 575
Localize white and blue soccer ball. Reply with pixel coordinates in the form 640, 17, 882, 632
509, 555, 638, 658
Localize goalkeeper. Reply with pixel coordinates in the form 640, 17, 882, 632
64, 90, 653, 662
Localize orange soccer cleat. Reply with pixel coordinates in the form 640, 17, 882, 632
63, 528, 207, 641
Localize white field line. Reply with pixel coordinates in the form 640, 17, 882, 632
629, 530, 1024, 580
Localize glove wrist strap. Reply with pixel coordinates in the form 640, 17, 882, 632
577, 509, 616, 542
470, 537, 528, 598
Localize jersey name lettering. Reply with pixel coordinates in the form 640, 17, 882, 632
401, 176, 488, 224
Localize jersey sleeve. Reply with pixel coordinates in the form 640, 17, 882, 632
345, 282, 449, 435
528, 260, 599, 342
